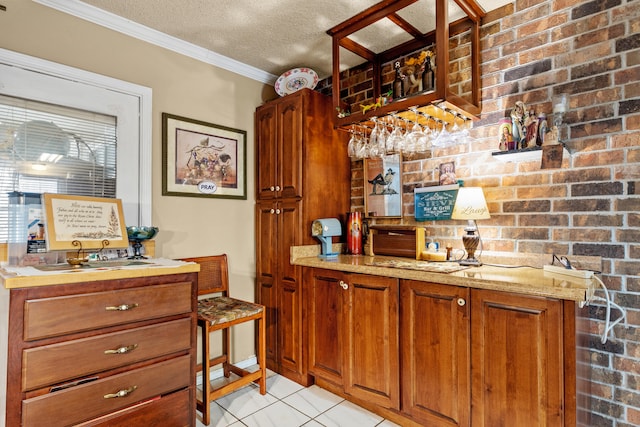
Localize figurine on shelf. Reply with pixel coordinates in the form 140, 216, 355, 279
393, 61, 404, 99
510, 101, 526, 147
524, 109, 539, 148
498, 118, 514, 151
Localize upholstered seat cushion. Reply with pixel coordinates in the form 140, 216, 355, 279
198, 296, 263, 326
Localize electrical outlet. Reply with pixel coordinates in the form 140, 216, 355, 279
543, 265, 594, 279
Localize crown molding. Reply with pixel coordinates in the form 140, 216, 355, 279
33, 0, 278, 84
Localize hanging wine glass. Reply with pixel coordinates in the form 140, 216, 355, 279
368, 118, 380, 158
377, 117, 390, 156
432, 105, 452, 147
356, 124, 370, 159
386, 113, 402, 154
347, 124, 357, 158
404, 107, 424, 156
416, 111, 433, 153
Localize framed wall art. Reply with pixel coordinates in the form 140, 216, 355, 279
364, 154, 402, 218
162, 113, 247, 199
42, 193, 129, 251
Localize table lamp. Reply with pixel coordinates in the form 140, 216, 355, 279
451, 187, 490, 266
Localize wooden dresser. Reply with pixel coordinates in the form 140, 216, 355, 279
4, 269, 198, 426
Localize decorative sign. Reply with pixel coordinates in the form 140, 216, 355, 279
42, 193, 129, 251
414, 184, 459, 221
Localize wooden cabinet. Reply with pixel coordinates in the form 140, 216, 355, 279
5, 273, 197, 427
401, 280, 470, 427
470, 289, 564, 427
255, 88, 350, 385
305, 267, 578, 427
306, 269, 400, 410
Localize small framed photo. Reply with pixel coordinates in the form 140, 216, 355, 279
162, 113, 247, 199
364, 154, 402, 218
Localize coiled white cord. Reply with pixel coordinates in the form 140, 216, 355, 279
589, 274, 627, 344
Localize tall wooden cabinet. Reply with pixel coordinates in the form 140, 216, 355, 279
255, 88, 350, 385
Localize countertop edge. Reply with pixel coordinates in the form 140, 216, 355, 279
1, 261, 200, 289
292, 252, 595, 304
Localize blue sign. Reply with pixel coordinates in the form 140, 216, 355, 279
414, 184, 459, 221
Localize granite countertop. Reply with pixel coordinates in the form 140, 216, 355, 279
291, 245, 598, 304
0, 258, 200, 289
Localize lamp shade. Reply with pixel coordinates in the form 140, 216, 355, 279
451, 187, 490, 220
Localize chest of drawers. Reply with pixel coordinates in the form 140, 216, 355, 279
5, 272, 197, 426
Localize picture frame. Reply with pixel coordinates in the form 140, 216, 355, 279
364, 154, 402, 218
162, 113, 247, 199
42, 193, 129, 251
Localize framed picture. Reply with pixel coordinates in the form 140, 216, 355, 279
42, 193, 129, 251
162, 113, 247, 199
364, 154, 402, 218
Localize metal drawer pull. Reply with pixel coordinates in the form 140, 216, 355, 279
105, 303, 139, 311
104, 385, 137, 399
104, 344, 138, 355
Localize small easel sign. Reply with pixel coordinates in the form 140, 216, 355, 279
42, 194, 129, 251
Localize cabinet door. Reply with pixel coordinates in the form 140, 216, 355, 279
401, 280, 470, 427
277, 94, 303, 199
276, 199, 305, 381
255, 201, 279, 367
345, 274, 399, 410
255, 102, 278, 200
471, 289, 564, 427
306, 268, 346, 386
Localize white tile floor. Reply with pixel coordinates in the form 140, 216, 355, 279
196, 370, 401, 427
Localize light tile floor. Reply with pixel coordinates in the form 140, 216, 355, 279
196, 370, 401, 427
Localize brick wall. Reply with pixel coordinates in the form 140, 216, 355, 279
322, 0, 640, 425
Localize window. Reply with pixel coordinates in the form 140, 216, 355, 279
0, 48, 152, 243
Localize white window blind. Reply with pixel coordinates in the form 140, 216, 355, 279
0, 94, 117, 241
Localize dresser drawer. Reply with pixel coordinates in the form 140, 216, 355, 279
22, 355, 191, 427
23, 281, 192, 341
22, 318, 191, 391
76, 389, 191, 427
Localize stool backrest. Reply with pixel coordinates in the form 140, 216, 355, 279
179, 255, 229, 297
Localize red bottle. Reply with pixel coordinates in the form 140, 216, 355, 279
346, 212, 363, 255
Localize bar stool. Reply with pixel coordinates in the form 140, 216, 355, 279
180, 255, 266, 426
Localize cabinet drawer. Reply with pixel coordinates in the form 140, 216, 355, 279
23, 281, 192, 341
22, 355, 191, 427
76, 388, 191, 427
22, 318, 191, 391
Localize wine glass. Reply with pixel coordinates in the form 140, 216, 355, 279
368, 118, 380, 158
416, 111, 434, 153
387, 114, 404, 154
377, 118, 390, 157
347, 125, 358, 158
404, 107, 425, 155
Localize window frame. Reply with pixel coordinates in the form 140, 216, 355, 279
0, 48, 152, 227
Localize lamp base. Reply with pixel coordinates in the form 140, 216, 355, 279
459, 257, 482, 267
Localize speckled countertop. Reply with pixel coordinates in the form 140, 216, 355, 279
291, 245, 599, 304
0, 258, 199, 289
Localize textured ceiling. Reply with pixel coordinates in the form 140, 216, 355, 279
78, 0, 511, 80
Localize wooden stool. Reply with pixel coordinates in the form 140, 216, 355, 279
180, 255, 266, 426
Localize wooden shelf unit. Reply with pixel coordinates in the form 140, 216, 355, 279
327, 0, 485, 130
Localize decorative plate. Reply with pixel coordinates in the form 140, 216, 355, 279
274, 68, 318, 96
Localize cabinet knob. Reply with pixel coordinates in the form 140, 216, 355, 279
275, 185, 281, 191
275, 209, 281, 214
104, 385, 137, 399
270, 186, 275, 191
457, 298, 466, 306
105, 303, 139, 311
270, 209, 275, 214
104, 344, 138, 355
339, 280, 349, 290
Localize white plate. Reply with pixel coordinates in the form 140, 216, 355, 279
274, 68, 318, 96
